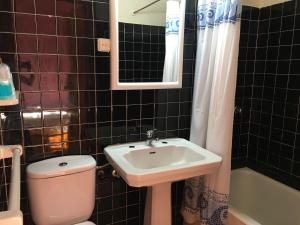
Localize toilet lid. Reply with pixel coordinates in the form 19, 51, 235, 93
74, 221, 95, 225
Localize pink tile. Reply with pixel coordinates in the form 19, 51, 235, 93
58, 36, 76, 55
22, 92, 41, 109
17, 34, 37, 53
60, 91, 78, 108
42, 92, 60, 109
20, 73, 40, 91
38, 35, 57, 54
59, 55, 77, 73
75, 0, 92, 19
56, 0, 75, 17
40, 73, 58, 90
18, 54, 39, 73
37, 15, 56, 35
39, 55, 58, 72
59, 73, 78, 90
76, 19, 93, 38
14, 0, 34, 13
15, 14, 36, 33
57, 17, 75, 36
35, 0, 55, 15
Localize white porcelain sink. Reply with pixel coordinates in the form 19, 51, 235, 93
125, 145, 206, 169
104, 138, 222, 187
104, 138, 222, 225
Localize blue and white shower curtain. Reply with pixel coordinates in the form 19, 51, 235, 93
181, 0, 242, 225
163, 0, 181, 82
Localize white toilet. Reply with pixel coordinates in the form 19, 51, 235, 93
27, 155, 96, 225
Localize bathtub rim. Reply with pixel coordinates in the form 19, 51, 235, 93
229, 167, 263, 225
229, 167, 300, 225
228, 206, 261, 225
230, 167, 300, 196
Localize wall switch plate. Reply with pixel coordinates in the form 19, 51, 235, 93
97, 38, 110, 52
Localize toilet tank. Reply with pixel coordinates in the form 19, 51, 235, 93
27, 155, 96, 225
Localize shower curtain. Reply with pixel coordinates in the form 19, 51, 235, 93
163, 0, 180, 82
181, 0, 242, 225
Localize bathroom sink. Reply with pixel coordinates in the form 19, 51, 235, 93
125, 145, 205, 169
104, 138, 222, 187
105, 138, 222, 225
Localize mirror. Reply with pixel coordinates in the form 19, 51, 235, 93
110, 0, 186, 90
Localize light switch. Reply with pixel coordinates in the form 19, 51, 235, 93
97, 38, 110, 52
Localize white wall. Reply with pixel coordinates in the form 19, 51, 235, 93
118, 0, 291, 26
242, 0, 291, 8
118, 0, 166, 26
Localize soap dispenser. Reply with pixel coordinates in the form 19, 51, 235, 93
0, 59, 16, 100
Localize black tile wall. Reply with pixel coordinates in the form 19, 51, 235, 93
119, 23, 165, 82
0, 0, 197, 224
235, 1, 300, 190
232, 6, 260, 168
6, 0, 298, 224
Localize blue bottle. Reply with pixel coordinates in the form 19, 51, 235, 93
0, 63, 16, 100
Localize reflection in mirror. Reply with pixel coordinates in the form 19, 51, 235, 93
119, 0, 182, 83
110, 0, 186, 89
118, 0, 166, 83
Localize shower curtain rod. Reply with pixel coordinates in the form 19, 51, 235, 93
133, 0, 161, 15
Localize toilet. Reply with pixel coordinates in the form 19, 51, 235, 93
27, 155, 96, 225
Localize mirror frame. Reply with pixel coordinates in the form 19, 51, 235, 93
110, 0, 186, 90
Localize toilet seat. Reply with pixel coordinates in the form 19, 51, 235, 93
74, 221, 95, 225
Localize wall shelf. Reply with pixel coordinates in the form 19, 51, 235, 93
0, 91, 19, 106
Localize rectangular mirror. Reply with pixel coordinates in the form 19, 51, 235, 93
110, 0, 186, 90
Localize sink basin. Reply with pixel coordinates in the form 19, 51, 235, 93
104, 138, 222, 187
125, 145, 205, 169
104, 138, 222, 225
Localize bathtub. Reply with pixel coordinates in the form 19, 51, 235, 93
228, 167, 300, 225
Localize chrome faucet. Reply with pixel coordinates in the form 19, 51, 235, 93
146, 129, 158, 146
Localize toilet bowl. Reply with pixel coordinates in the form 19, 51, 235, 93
27, 155, 96, 225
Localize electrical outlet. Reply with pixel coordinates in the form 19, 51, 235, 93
97, 38, 110, 52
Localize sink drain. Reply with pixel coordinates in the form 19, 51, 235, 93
59, 162, 68, 167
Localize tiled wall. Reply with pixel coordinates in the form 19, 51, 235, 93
235, 0, 300, 190
119, 23, 165, 82
4, 0, 299, 224
0, 0, 197, 225
232, 6, 259, 167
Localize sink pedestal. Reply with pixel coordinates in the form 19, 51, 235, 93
144, 182, 171, 225
105, 138, 222, 225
